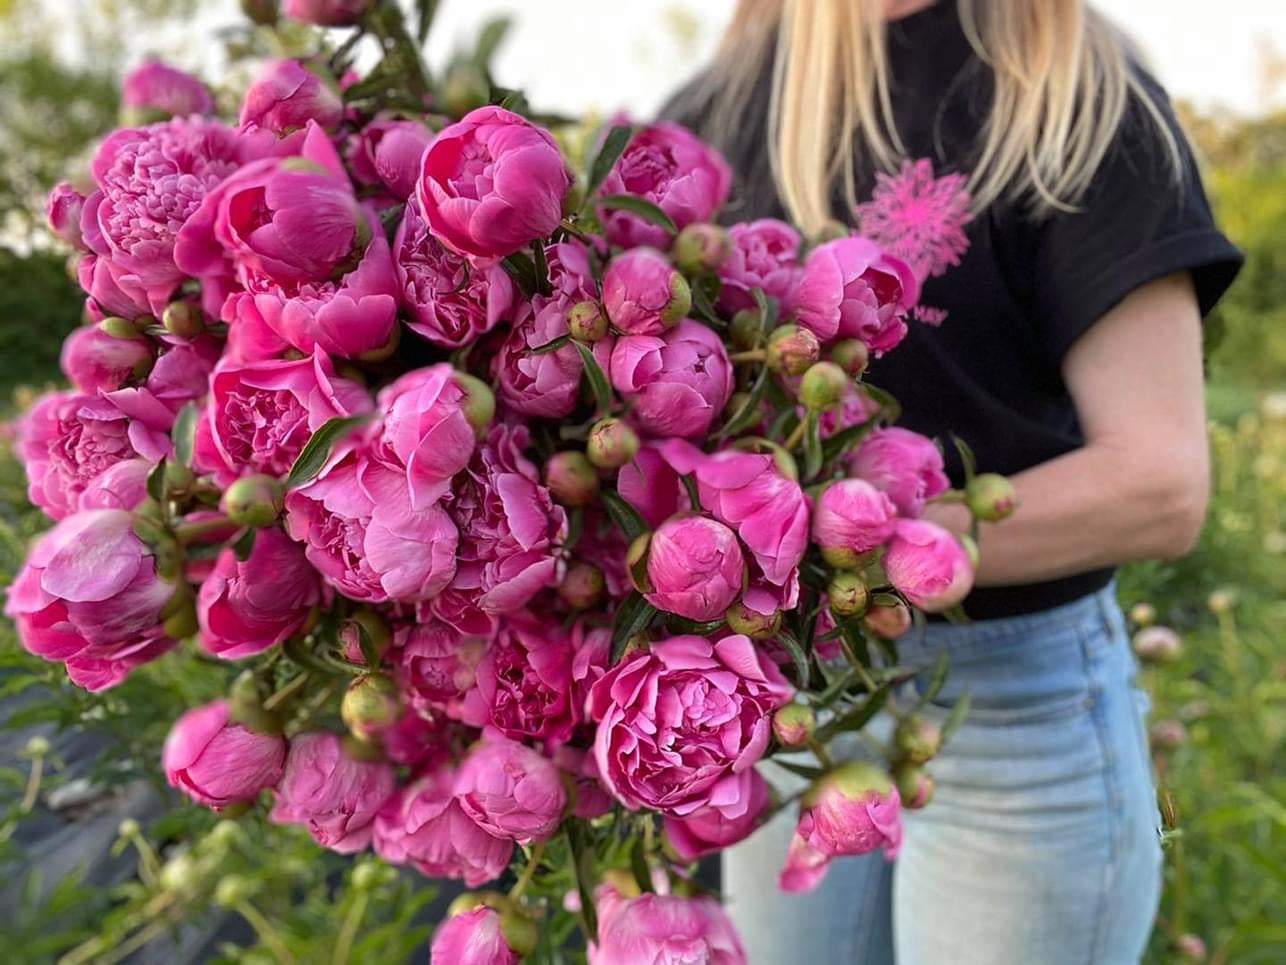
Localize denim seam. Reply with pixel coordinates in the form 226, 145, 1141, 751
1081, 620, 1123, 965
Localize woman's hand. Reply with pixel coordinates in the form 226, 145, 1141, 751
925, 271, 1210, 586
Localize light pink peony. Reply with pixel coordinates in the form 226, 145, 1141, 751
394, 202, 518, 348
453, 734, 568, 844
589, 634, 793, 815
192, 349, 370, 485
162, 700, 285, 809
883, 518, 974, 612
791, 237, 918, 351
239, 59, 342, 135
282, 0, 370, 26
416, 106, 571, 260
602, 247, 688, 337
392, 620, 486, 716
46, 182, 87, 250
197, 527, 322, 660
811, 478, 898, 564
718, 218, 802, 315
664, 767, 770, 863
59, 326, 153, 395
644, 515, 745, 622
3, 509, 176, 691
122, 59, 215, 120
589, 886, 747, 965
373, 768, 512, 886
597, 120, 733, 249
349, 118, 435, 202
270, 732, 396, 853
431, 908, 519, 965
610, 320, 733, 439
847, 426, 950, 517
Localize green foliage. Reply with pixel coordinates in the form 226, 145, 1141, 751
0, 249, 83, 399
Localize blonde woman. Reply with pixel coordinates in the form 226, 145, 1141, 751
664, 1, 1242, 962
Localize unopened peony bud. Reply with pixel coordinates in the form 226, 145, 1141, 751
227, 670, 281, 735
163, 598, 199, 639
828, 571, 870, 618
1149, 719, 1188, 751
895, 716, 941, 765
799, 361, 849, 411
350, 860, 383, 891
341, 609, 392, 663
214, 874, 254, 908
341, 673, 401, 742
1132, 625, 1183, 663
1129, 602, 1157, 627
773, 703, 816, 748
766, 324, 821, 376
830, 338, 870, 377
160, 853, 200, 893
162, 301, 205, 339
965, 473, 1018, 522
442, 61, 491, 119
241, 0, 279, 25
98, 316, 145, 340
544, 451, 600, 506
672, 223, 732, 274
499, 908, 539, 958
894, 765, 934, 809
454, 372, 496, 434
626, 532, 653, 593
1175, 934, 1207, 963
725, 600, 782, 640
446, 892, 490, 918
729, 309, 762, 350
223, 475, 285, 529
567, 301, 609, 343
863, 601, 912, 640
559, 561, 605, 610
587, 418, 640, 469
1207, 588, 1235, 615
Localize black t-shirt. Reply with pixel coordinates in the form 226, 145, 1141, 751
663, 3, 1243, 619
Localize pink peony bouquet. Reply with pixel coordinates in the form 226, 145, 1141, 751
8, 3, 1017, 960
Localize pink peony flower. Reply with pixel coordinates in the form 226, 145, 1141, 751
718, 218, 802, 315
553, 745, 614, 820
239, 59, 343, 135
617, 443, 687, 529
597, 120, 732, 249
883, 518, 974, 612
373, 768, 512, 886
610, 319, 733, 439
104, 336, 220, 460
589, 634, 793, 815
458, 614, 576, 743
416, 106, 571, 260
664, 767, 770, 863
122, 59, 215, 120
270, 732, 396, 853
812, 478, 898, 565
392, 620, 486, 716
282, 0, 370, 26
602, 247, 689, 337
453, 734, 568, 844
791, 237, 918, 352
3, 509, 176, 692
644, 515, 745, 622
162, 700, 286, 809
192, 349, 370, 486
380, 711, 458, 770
589, 886, 747, 965
77, 458, 152, 512
60, 326, 153, 395
431, 908, 519, 965
847, 426, 949, 517
46, 182, 87, 250
197, 527, 322, 660
394, 202, 518, 348
349, 118, 435, 202
77, 253, 152, 320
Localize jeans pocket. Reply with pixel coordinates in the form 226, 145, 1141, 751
917, 689, 1093, 728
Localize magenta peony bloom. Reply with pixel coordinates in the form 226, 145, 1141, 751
394, 202, 519, 348
77, 458, 152, 512
718, 218, 802, 315
239, 59, 342, 135
122, 59, 215, 120
791, 237, 918, 351
349, 118, 435, 202
416, 106, 571, 260
812, 478, 898, 565
602, 247, 689, 337
589, 634, 793, 815
162, 700, 285, 809
285, 451, 458, 604
60, 325, 153, 395
76, 253, 152, 320
883, 518, 974, 612
610, 320, 733, 439
270, 732, 396, 853
617, 443, 687, 529
644, 515, 745, 622
282, 0, 370, 26
197, 527, 322, 659
192, 349, 370, 486
446, 423, 567, 614
847, 426, 950, 517
589, 886, 747, 965
46, 182, 87, 250
664, 767, 770, 863
597, 120, 732, 249
104, 336, 219, 460
392, 620, 486, 716
553, 745, 614, 820
3, 509, 176, 691
453, 735, 568, 844
373, 768, 512, 886
431, 908, 518, 965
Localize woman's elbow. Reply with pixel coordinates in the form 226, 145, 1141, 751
1148, 464, 1211, 560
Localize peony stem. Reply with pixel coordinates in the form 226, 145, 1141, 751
19, 753, 43, 814
236, 900, 297, 965
172, 514, 234, 544
263, 672, 311, 713
509, 840, 547, 900
559, 219, 592, 242
332, 891, 369, 965
810, 739, 834, 770
782, 419, 808, 452
729, 349, 766, 365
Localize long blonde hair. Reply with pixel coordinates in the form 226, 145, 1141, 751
699, 0, 1181, 232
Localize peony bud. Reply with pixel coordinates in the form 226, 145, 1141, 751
830, 338, 870, 377
1132, 625, 1183, 664
587, 418, 640, 470
672, 223, 732, 275
341, 609, 392, 663
965, 473, 1018, 522
894, 765, 934, 809
213, 875, 254, 908
544, 451, 601, 506
499, 908, 539, 958
725, 600, 782, 640
441, 61, 491, 119
60, 324, 153, 393
863, 600, 912, 640
828, 571, 870, 618
281, 0, 370, 27
766, 324, 821, 376
559, 561, 605, 610
602, 248, 690, 336
567, 300, 609, 343
729, 309, 762, 350
1129, 602, 1157, 627
162, 301, 205, 339
341, 673, 401, 743
449, 371, 495, 435
1207, 588, 1235, 615
223, 475, 285, 529
895, 716, 941, 765
626, 532, 653, 593
98, 316, 145, 340
241, 0, 279, 25
799, 361, 849, 411
773, 703, 817, 748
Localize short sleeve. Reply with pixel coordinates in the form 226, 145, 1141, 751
1024, 77, 1243, 363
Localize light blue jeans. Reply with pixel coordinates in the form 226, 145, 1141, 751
725, 585, 1162, 964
